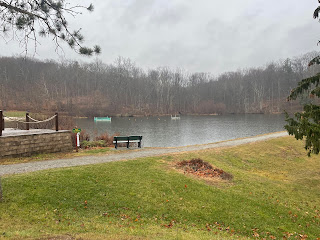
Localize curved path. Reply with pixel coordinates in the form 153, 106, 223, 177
0, 131, 288, 176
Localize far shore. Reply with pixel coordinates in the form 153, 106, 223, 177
2, 110, 286, 120
74, 112, 286, 118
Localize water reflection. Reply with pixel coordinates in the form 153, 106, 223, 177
76, 114, 286, 147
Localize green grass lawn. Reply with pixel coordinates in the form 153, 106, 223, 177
2, 111, 26, 118
0, 137, 320, 239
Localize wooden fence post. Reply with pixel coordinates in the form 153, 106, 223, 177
0, 110, 3, 136
55, 112, 59, 131
26, 112, 29, 130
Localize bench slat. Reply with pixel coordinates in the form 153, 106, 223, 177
113, 135, 143, 149
128, 136, 142, 140
113, 136, 142, 141
113, 140, 141, 143
114, 136, 129, 141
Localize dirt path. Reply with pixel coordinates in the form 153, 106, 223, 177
0, 131, 288, 176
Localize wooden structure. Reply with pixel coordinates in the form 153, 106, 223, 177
113, 136, 143, 149
0, 111, 59, 136
0, 111, 72, 158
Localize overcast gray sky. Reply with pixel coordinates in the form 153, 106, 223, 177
0, 0, 319, 74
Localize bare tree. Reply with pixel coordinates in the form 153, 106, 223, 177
0, 51, 317, 117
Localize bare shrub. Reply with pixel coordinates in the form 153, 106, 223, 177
94, 131, 119, 147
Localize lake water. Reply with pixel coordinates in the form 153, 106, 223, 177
76, 114, 286, 147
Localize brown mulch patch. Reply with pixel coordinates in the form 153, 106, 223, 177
176, 158, 233, 180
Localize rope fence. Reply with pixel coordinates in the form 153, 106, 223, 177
4, 115, 57, 124
0, 110, 59, 136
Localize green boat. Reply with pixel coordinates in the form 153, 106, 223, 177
94, 117, 112, 122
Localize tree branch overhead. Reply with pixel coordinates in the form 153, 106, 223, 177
0, 0, 100, 55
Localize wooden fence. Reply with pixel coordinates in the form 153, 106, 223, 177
0, 111, 59, 136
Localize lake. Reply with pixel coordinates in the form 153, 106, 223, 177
76, 114, 286, 147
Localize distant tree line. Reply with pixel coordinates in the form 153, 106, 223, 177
0, 52, 319, 116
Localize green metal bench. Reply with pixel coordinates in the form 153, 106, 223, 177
113, 136, 143, 149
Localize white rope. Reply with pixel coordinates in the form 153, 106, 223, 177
28, 114, 57, 123
27, 116, 40, 122
28, 116, 43, 122
4, 114, 57, 124
3, 116, 23, 122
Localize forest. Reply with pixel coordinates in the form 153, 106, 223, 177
0, 51, 319, 117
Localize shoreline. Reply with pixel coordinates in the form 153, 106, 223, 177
2, 110, 285, 119
0, 131, 288, 176
80, 112, 286, 118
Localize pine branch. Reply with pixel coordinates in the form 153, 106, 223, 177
0, 1, 46, 21
314, 6, 320, 19
288, 74, 320, 100
0, 0, 101, 56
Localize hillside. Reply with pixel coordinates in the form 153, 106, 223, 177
1, 52, 320, 116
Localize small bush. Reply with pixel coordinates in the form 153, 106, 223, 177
95, 131, 119, 147
81, 140, 106, 149
80, 130, 90, 142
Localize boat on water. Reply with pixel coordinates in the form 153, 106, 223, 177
94, 117, 112, 122
171, 114, 181, 120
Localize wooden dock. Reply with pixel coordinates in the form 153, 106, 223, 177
1, 128, 58, 137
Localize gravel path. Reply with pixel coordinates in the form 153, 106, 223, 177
0, 131, 288, 176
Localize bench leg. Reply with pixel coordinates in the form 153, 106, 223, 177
138, 141, 141, 148
127, 140, 129, 148
115, 140, 117, 149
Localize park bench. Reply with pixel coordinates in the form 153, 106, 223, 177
113, 136, 143, 149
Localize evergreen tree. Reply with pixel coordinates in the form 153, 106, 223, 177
285, 3, 320, 156
0, 0, 100, 55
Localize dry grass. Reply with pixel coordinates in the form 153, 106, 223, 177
1, 136, 320, 239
